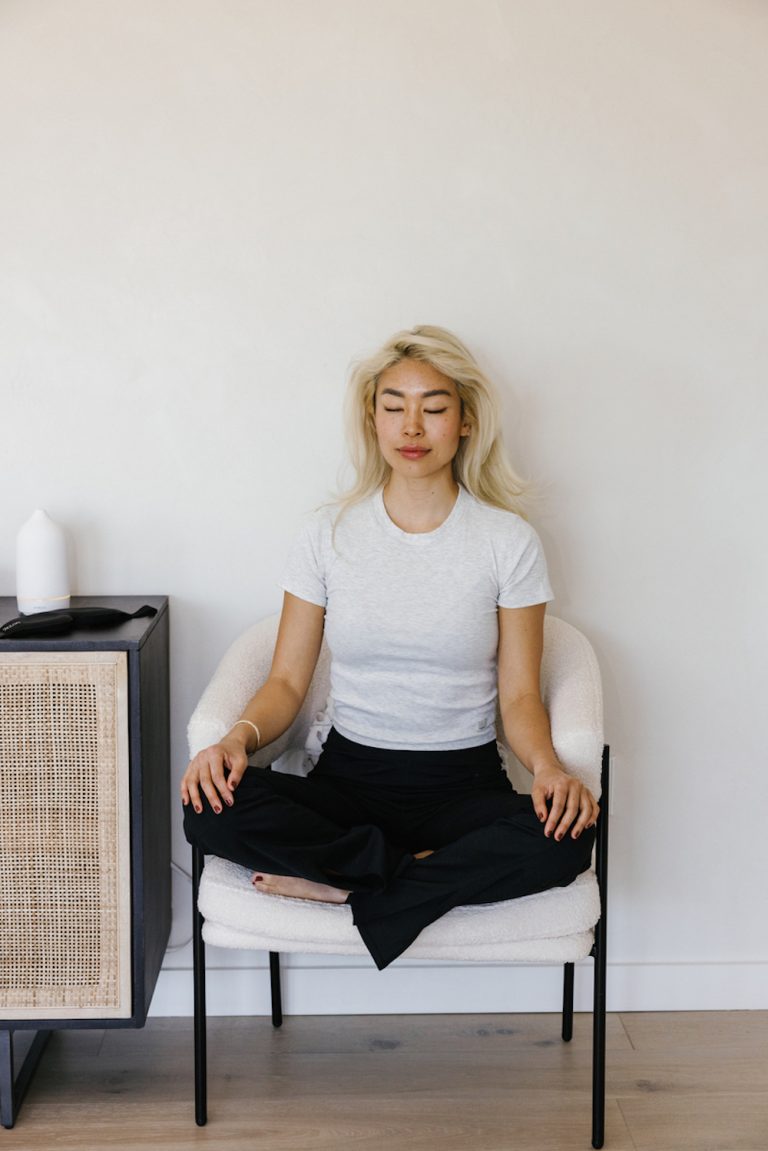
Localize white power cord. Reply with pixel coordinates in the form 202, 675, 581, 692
165, 859, 194, 952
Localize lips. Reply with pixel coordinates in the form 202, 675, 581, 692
398, 448, 429, 459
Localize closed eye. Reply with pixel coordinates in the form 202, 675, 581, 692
381, 406, 448, 414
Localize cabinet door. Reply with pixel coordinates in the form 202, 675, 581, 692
0, 652, 132, 1020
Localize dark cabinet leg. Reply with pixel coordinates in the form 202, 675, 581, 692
1, 1029, 53, 1129
0, 1030, 14, 1131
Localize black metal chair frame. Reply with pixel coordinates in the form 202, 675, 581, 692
192, 747, 610, 1148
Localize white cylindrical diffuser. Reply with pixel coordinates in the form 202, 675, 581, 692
16, 509, 71, 615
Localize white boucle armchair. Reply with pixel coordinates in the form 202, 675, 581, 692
188, 613, 610, 1147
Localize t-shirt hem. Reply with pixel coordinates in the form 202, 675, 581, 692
332, 720, 498, 752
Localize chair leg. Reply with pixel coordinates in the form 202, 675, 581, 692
192, 844, 208, 1127
269, 952, 283, 1028
591, 919, 607, 1148
591, 745, 610, 1150
562, 963, 574, 1042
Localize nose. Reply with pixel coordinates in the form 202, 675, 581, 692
403, 406, 424, 437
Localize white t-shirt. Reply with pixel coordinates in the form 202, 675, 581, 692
280, 485, 553, 751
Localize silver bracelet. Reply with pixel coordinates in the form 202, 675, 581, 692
232, 719, 261, 748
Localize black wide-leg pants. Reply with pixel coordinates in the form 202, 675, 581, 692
183, 727, 594, 970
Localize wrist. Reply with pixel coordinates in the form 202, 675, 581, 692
227, 719, 261, 755
222, 731, 250, 755
531, 758, 564, 778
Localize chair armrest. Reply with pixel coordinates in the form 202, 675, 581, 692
498, 616, 604, 797
542, 616, 604, 796
187, 613, 331, 767
188, 612, 604, 794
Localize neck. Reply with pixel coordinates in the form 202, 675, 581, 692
382, 473, 460, 534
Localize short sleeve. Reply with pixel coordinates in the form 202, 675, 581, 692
497, 520, 554, 608
280, 515, 328, 608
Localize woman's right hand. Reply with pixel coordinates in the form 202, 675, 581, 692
181, 735, 250, 815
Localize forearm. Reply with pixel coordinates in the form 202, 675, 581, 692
226, 675, 305, 754
500, 691, 561, 777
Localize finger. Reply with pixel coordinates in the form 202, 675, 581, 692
185, 776, 204, 814
200, 774, 226, 814
226, 755, 248, 793
209, 754, 232, 807
194, 757, 228, 814
569, 793, 595, 839
582, 794, 600, 830
530, 783, 550, 824
554, 789, 581, 840
544, 784, 568, 837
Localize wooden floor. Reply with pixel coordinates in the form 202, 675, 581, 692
4, 1012, 768, 1150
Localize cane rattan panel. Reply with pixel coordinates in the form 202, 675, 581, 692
0, 652, 131, 1019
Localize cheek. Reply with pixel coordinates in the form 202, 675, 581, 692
437, 418, 463, 444
373, 415, 395, 449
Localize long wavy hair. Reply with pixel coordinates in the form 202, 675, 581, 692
336, 324, 528, 519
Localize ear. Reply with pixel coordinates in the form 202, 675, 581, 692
460, 422, 471, 437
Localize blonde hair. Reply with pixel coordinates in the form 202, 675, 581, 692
337, 324, 528, 519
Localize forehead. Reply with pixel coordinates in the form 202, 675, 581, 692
376, 358, 458, 399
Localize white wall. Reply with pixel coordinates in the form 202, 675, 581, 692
1, 0, 766, 1013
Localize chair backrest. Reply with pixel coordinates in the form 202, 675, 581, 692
188, 613, 603, 795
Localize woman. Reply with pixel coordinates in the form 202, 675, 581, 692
182, 325, 599, 970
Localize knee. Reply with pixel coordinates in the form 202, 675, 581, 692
495, 812, 595, 876
541, 823, 595, 881
182, 797, 236, 851
182, 800, 207, 847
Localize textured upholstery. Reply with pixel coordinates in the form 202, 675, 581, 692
189, 614, 603, 963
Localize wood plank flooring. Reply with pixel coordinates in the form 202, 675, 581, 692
4, 1012, 768, 1150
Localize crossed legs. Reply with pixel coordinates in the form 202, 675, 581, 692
183, 764, 594, 969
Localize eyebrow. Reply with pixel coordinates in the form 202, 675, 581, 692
379, 387, 453, 399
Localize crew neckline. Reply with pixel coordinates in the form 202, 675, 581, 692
373, 484, 468, 543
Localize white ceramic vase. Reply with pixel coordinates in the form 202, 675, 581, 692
16, 509, 71, 615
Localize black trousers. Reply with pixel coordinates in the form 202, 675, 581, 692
183, 727, 594, 970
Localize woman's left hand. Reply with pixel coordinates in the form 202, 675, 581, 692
531, 765, 599, 841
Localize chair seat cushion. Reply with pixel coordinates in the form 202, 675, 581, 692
199, 856, 600, 963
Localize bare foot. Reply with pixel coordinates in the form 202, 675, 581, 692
251, 872, 350, 903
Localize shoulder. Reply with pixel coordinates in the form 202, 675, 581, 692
291, 494, 376, 549
461, 490, 541, 548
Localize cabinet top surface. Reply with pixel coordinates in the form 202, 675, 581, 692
0, 596, 168, 651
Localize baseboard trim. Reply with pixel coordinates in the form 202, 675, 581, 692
150, 958, 768, 1016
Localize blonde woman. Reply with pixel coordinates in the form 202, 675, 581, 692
182, 326, 598, 970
